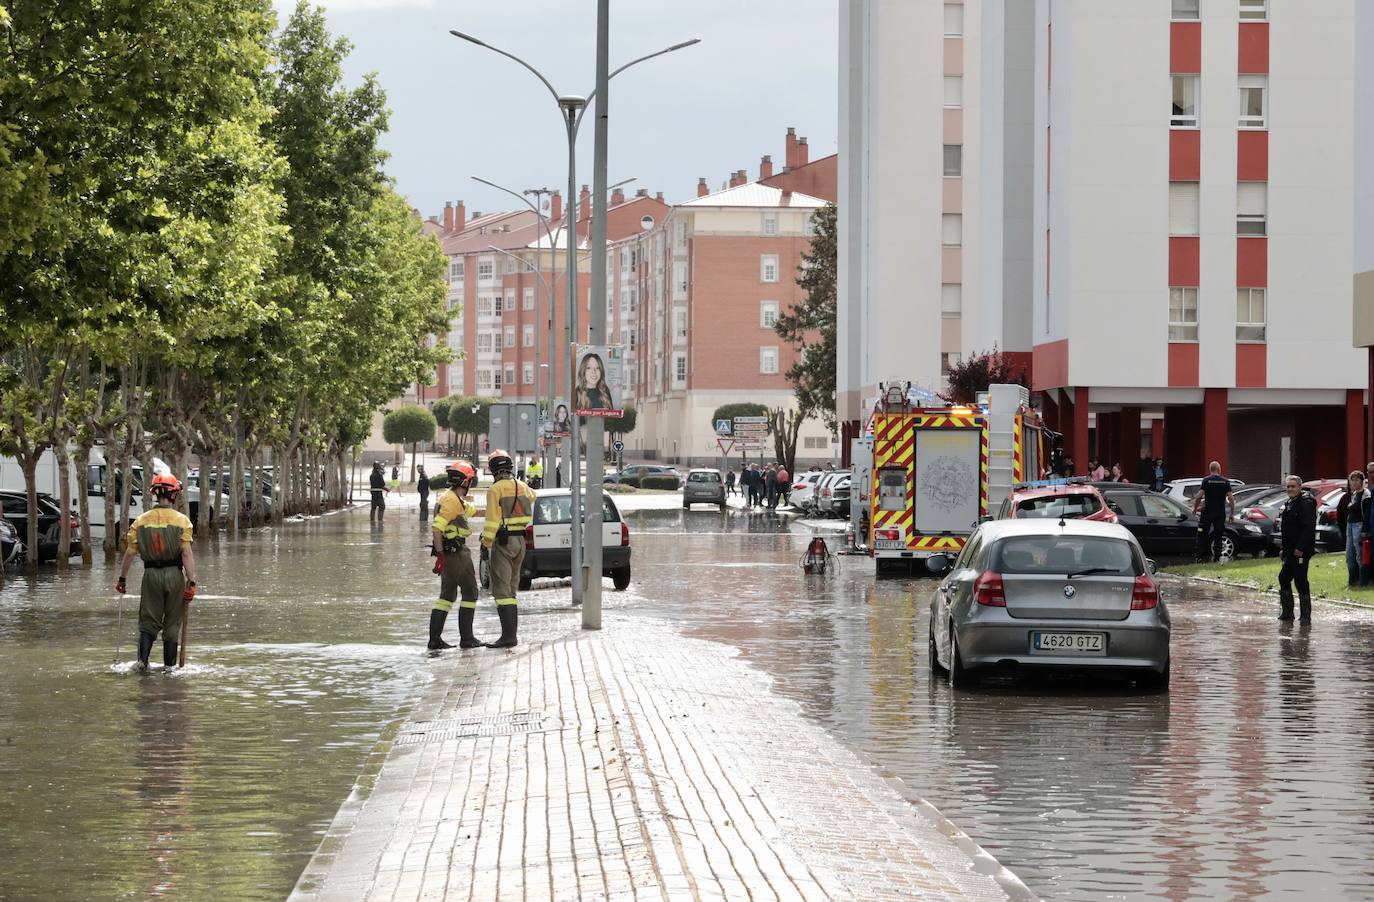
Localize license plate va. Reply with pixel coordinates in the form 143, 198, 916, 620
1031, 632, 1106, 655
558, 534, 571, 547
875, 539, 905, 550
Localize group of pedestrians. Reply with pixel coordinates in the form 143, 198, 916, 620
730, 462, 791, 509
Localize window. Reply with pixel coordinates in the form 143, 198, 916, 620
477, 368, 493, 390
524, 256, 534, 272
803, 214, 816, 237
504, 326, 515, 348
492, 368, 502, 390
1240, 0, 1267, 20
493, 294, 503, 316
1169, 287, 1198, 341
522, 363, 534, 384
763, 213, 778, 236
943, 144, 962, 177
1171, 0, 1199, 19
503, 363, 515, 387
674, 261, 687, 294
448, 259, 464, 282
477, 260, 494, 281
522, 325, 534, 347
620, 288, 630, 314
761, 254, 779, 283
1239, 75, 1267, 128
523, 288, 534, 310
448, 367, 463, 390
944, 3, 964, 35
477, 333, 493, 352
760, 346, 779, 374
675, 220, 688, 248
477, 296, 493, 316
942, 213, 963, 246
1237, 288, 1267, 341
620, 248, 631, 273
1169, 182, 1200, 236
1171, 76, 1199, 128
674, 309, 688, 340
803, 436, 829, 450
760, 300, 780, 328
941, 352, 962, 376
674, 354, 687, 383
504, 289, 514, 312
629, 287, 638, 312
941, 283, 962, 317
1237, 182, 1267, 236
944, 75, 963, 108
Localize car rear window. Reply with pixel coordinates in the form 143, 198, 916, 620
993, 535, 1142, 576
688, 472, 721, 483
1014, 493, 1102, 519
533, 495, 620, 525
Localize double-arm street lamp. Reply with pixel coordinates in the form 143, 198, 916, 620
450, 26, 698, 618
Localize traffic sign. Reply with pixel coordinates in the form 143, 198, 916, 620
612, 440, 625, 453
715, 419, 733, 436
716, 438, 735, 456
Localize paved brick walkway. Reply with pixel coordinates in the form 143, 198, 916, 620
290, 609, 1030, 901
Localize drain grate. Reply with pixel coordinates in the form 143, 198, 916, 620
395, 711, 552, 744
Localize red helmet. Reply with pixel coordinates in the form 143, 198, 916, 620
487, 449, 513, 475
150, 473, 182, 497
445, 460, 476, 489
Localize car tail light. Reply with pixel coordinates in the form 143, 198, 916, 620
525, 524, 534, 543
875, 528, 900, 542
69, 518, 79, 530
1244, 508, 1269, 522
793, 483, 805, 490
1131, 575, 1159, 610
973, 572, 1006, 607
620, 522, 630, 546
1324, 509, 1338, 523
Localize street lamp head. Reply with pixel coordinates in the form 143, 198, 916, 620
557, 94, 587, 112
449, 30, 486, 47
668, 38, 702, 52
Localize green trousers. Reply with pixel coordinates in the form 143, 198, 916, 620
139, 566, 186, 639
434, 546, 479, 612
488, 535, 526, 604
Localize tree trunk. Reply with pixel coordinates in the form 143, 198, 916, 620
20, 456, 39, 576
55, 444, 72, 571
75, 439, 93, 566
104, 440, 122, 558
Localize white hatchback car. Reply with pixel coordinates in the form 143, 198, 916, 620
480, 489, 632, 592
788, 472, 825, 510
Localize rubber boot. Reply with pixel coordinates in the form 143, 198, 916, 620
457, 607, 483, 649
1299, 592, 1312, 623
137, 631, 155, 673
163, 640, 178, 669
1278, 587, 1295, 621
487, 605, 518, 648
427, 609, 455, 650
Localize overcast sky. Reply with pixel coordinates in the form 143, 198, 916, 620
272, 0, 839, 220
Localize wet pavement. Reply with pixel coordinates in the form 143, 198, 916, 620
3, 496, 1374, 899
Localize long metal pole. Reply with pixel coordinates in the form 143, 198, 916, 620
564, 103, 584, 605
583, 0, 610, 630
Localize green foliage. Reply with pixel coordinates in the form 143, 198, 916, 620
619, 475, 642, 488
427, 473, 451, 491
383, 405, 437, 446
431, 397, 454, 431
605, 405, 637, 436
448, 396, 493, 438
641, 475, 681, 491
938, 347, 1029, 405
774, 203, 838, 430
710, 403, 770, 431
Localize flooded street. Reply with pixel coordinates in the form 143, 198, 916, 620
3, 499, 1374, 899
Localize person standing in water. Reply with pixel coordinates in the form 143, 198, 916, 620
116, 473, 197, 673
428, 461, 482, 649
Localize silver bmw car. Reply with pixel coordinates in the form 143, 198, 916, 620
928, 519, 1171, 691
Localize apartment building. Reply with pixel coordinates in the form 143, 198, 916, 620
841, 0, 1366, 481
1355, 0, 1374, 446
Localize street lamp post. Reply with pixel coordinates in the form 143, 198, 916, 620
450, 26, 699, 619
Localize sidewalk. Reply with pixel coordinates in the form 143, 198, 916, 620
291, 609, 1030, 901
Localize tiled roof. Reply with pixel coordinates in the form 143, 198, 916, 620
678, 182, 828, 209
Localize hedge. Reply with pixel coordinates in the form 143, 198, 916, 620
641, 475, 681, 491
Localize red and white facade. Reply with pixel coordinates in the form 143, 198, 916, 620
842, 0, 1367, 481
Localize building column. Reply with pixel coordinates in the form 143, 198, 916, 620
1151, 418, 1165, 459
1073, 387, 1090, 475
1040, 391, 1060, 434
1347, 388, 1365, 473
841, 420, 852, 468
1121, 407, 1143, 468
1203, 388, 1229, 472
1367, 348, 1374, 468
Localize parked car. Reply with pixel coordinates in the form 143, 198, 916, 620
683, 469, 726, 510
0, 491, 82, 562
1231, 484, 1283, 508
1236, 488, 1288, 554
1313, 486, 1351, 552
832, 477, 853, 518
603, 464, 679, 487
788, 472, 825, 510
928, 518, 1170, 690
813, 471, 851, 517
1091, 482, 1266, 559
995, 481, 1117, 524
483, 489, 631, 592
0, 516, 23, 567
1162, 477, 1246, 503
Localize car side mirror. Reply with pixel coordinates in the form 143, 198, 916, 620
1147, 559, 1159, 575
1107, 501, 1122, 514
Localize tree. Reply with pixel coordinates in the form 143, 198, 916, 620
769, 407, 805, 475
774, 203, 837, 430
605, 405, 637, 438
431, 397, 453, 449
383, 405, 436, 482
447, 396, 493, 459
938, 347, 1029, 404
711, 402, 769, 463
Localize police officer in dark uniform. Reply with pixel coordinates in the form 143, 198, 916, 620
1192, 461, 1235, 562
369, 461, 388, 520
1278, 474, 1317, 622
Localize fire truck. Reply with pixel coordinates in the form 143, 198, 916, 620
868, 383, 1047, 575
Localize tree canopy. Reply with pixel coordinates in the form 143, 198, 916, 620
938, 347, 1030, 404
774, 203, 837, 430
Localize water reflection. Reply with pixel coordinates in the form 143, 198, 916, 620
624, 517, 1374, 900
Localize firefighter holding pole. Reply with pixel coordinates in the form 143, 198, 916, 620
116, 473, 197, 672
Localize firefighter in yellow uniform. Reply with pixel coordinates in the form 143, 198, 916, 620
116, 473, 198, 673
527, 456, 544, 489
428, 461, 481, 649
481, 449, 536, 648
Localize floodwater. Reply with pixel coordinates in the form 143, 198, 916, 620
626, 508, 1374, 901
3, 498, 1374, 900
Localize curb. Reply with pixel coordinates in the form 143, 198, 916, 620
913, 798, 1039, 902
1162, 572, 1374, 612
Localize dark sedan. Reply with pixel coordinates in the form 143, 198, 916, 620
1090, 482, 1266, 560
0, 491, 82, 562
1, 517, 23, 567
